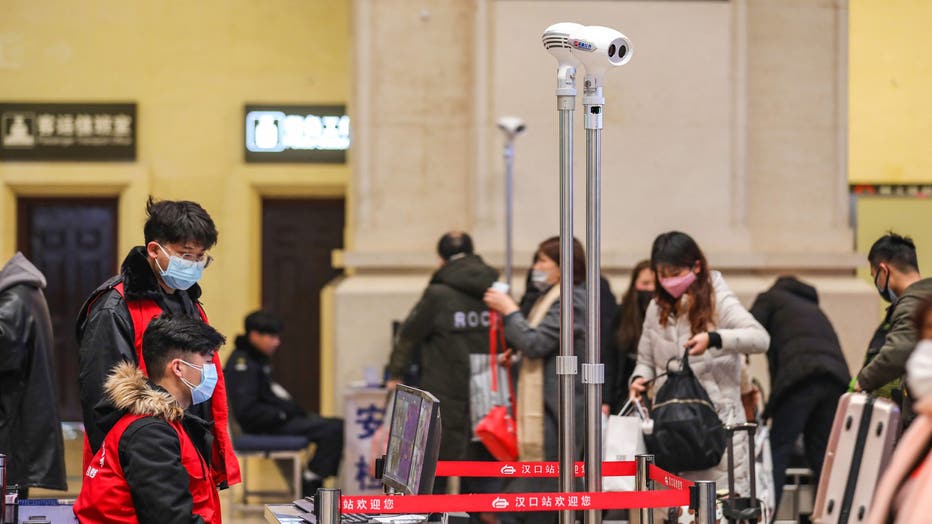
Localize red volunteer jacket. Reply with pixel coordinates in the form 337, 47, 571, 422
79, 278, 241, 487
74, 363, 221, 524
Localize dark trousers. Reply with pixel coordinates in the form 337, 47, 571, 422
277, 414, 345, 477
769, 379, 846, 510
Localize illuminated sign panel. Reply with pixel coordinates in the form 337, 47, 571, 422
0, 102, 136, 161
244, 104, 348, 163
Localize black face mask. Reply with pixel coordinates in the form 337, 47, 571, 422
636, 289, 654, 313
874, 265, 898, 303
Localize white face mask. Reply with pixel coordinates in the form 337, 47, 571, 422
907, 340, 932, 400
530, 269, 551, 290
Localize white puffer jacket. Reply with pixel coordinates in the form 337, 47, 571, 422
632, 271, 769, 495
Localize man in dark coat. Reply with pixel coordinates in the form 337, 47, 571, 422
224, 310, 343, 496
750, 275, 850, 509
0, 252, 66, 492
386, 231, 499, 499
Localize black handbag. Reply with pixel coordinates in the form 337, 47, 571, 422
645, 350, 727, 472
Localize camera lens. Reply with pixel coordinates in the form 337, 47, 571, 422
618, 45, 628, 59
608, 44, 616, 57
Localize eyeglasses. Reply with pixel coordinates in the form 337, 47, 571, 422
158, 243, 214, 269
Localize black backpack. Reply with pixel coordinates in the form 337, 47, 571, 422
645, 350, 727, 472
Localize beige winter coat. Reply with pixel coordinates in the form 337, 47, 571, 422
632, 271, 769, 495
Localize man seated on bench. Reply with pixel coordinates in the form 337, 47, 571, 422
225, 310, 344, 496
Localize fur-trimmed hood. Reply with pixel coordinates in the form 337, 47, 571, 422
105, 362, 184, 422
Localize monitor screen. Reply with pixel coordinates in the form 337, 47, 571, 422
382, 384, 442, 495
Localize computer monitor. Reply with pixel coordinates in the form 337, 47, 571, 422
382, 384, 442, 495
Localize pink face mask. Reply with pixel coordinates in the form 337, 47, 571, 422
659, 271, 697, 299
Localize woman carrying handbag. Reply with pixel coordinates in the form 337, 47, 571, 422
628, 231, 769, 496
484, 236, 587, 524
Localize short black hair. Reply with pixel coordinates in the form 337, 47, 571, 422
244, 310, 283, 335
437, 231, 474, 261
144, 196, 218, 249
142, 313, 226, 381
868, 232, 918, 273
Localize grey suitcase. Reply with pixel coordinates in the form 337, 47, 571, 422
812, 393, 900, 524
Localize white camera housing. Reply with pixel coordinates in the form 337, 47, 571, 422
567, 25, 632, 88
542, 22, 584, 96
496, 116, 526, 139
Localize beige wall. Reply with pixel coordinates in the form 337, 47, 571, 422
344, 0, 854, 270
330, 0, 870, 414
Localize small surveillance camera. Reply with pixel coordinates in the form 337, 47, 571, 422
497, 116, 526, 137
567, 25, 632, 83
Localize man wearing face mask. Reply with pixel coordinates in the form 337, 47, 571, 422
385, 231, 499, 503
76, 197, 240, 489
856, 232, 932, 426
74, 314, 226, 524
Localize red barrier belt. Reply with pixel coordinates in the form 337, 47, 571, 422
339, 489, 691, 514
649, 464, 691, 491
435, 460, 637, 478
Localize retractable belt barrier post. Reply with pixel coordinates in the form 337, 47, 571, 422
633, 454, 654, 524
336, 460, 696, 515
691, 480, 717, 524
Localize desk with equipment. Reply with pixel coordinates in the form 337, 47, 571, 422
266, 384, 463, 524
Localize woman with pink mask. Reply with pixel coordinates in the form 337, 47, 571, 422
628, 231, 769, 495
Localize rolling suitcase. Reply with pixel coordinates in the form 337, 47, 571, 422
812, 393, 900, 524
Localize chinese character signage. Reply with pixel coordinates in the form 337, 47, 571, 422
341, 386, 387, 494
244, 104, 349, 163
0, 103, 136, 161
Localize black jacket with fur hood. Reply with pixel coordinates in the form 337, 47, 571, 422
80, 362, 213, 524
76, 246, 207, 453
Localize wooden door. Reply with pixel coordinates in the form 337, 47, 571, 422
17, 198, 118, 421
261, 198, 345, 413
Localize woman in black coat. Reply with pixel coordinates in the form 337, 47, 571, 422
602, 260, 654, 414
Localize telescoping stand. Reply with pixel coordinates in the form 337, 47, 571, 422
568, 25, 632, 524
543, 22, 633, 524
542, 22, 583, 524
496, 116, 526, 289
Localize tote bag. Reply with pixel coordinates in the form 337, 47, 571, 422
603, 398, 648, 491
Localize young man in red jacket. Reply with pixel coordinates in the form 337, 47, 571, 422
76, 197, 239, 487
74, 313, 226, 524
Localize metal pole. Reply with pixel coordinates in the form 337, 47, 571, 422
692, 480, 717, 524
314, 488, 342, 524
582, 79, 605, 524
557, 93, 577, 524
503, 140, 515, 289
633, 454, 655, 524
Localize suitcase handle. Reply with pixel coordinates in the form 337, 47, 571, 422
724, 423, 758, 508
